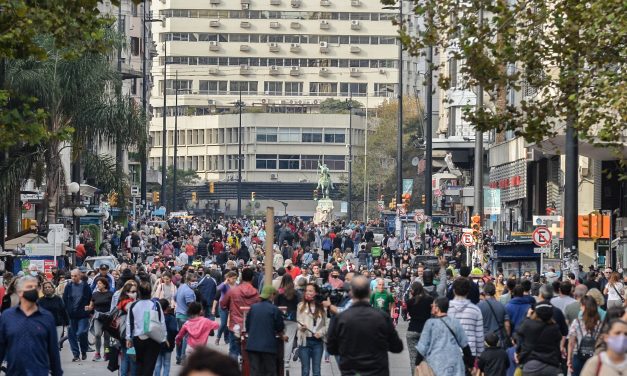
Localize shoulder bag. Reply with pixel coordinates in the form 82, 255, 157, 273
439, 317, 474, 375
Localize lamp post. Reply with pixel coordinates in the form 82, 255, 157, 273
347, 97, 353, 223
173, 71, 179, 211
234, 89, 245, 217
160, 40, 168, 212
65, 182, 87, 250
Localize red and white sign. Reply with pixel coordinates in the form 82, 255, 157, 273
462, 233, 475, 246
22, 202, 32, 210
532, 227, 552, 247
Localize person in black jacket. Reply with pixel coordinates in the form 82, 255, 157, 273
63, 268, 93, 361
327, 275, 403, 376
155, 299, 178, 376
196, 267, 217, 319
515, 302, 562, 375
38, 281, 70, 348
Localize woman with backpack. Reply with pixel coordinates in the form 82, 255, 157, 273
580, 319, 627, 376
604, 272, 625, 310
568, 296, 604, 376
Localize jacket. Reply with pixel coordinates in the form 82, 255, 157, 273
327, 301, 403, 376
220, 282, 260, 331
515, 318, 562, 367
38, 295, 70, 326
245, 300, 285, 354
196, 275, 217, 309
62, 281, 92, 319
506, 296, 535, 331
162, 313, 178, 352
175, 316, 219, 349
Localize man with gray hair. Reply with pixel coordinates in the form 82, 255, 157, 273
564, 284, 588, 325
538, 285, 569, 340
0, 276, 63, 375
63, 268, 93, 361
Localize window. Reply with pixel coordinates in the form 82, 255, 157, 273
302, 128, 322, 143
374, 83, 396, 97
256, 127, 277, 142
285, 82, 303, 95
256, 154, 277, 169
309, 82, 337, 96
199, 80, 227, 95
339, 83, 367, 96
227, 155, 240, 170
324, 129, 345, 143
162, 79, 192, 95
278, 128, 300, 142
301, 155, 321, 170
264, 81, 283, 96
130, 78, 137, 95
130, 37, 140, 56
449, 57, 458, 88
230, 81, 258, 95
324, 155, 345, 170
278, 155, 299, 169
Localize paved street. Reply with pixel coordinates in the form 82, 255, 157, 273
60, 321, 411, 376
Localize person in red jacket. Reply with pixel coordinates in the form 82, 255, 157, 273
220, 268, 260, 360
75, 243, 86, 266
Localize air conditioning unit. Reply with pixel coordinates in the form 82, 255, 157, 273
350, 67, 361, 77
290, 43, 301, 52
269, 42, 279, 52
280, 100, 288, 104
210, 0, 220, 4
350, 46, 361, 53
270, 21, 280, 29
270, 173, 278, 180
240, 65, 252, 75
270, 0, 281, 4
351, 0, 360, 6
319, 67, 330, 76
241, 0, 250, 4
240, 45, 251, 52
209, 41, 219, 51
320, 0, 331, 6
207, 99, 216, 106
290, 22, 301, 29
351, 20, 361, 30
320, 20, 330, 29
379, 68, 386, 74
240, 21, 251, 28
269, 65, 280, 75
208, 67, 219, 75
210, 20, 220, 28
241, 3, 249, 9
290, 66, 301, 76
319, 41, 329, 53
291, 0, 301, 8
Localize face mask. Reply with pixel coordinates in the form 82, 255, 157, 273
606, 334, 627, 353
127, 292, 137, 299
190, 282, 199, 289
29, 271, 37, 277
23, 289, 39, 303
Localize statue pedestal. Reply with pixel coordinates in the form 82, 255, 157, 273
313, 198, 334, 224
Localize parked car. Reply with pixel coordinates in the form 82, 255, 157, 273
83, 255, 119, 271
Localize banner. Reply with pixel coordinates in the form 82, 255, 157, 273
484, 188, 501, 215
402, 178, 414, 195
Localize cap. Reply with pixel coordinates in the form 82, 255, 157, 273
99, 264, 109, 270
260, 285, 277, 300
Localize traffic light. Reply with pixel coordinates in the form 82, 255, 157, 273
389, 197, 397, 209
313, 189, 318, 200
402, 193, 411, 209
578, 214, 591, 238
589, 211, 603, 239
251, 192, 256, 201
108, 191, 118, 207
471, 214, 481, 238
191, 191, 197, 202
421, 194, 426, 205
152, 191, 160, 203
209, 182, 215, 193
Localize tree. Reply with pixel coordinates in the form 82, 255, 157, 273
164, 167, 201, 211
395, 0, 625, 150
319, 98, 363, 114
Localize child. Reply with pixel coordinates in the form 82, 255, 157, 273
154, 299, 178, 376
477, 333, 510, 376
175, 302, 219, 355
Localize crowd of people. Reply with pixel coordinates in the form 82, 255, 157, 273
0, 215, 626, 376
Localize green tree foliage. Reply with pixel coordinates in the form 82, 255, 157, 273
165, 167, 201, 211
319, 98, 364, 114
394, 0, 625, 150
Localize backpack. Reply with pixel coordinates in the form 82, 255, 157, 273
129, 300, 166, 343
576, 319, 601, 359
371, 246, 382, 257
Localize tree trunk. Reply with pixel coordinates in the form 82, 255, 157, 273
6, 188, 19, 236
46, 139, 61, 225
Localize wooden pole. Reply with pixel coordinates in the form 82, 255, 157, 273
264, 207, 274, 288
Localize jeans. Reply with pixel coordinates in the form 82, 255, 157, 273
175, 315, 188, 362
299, 337, 323, 376
406, 331, 421, 373
120, 343, 137, 376
133, 337, 162, 376
571, 354, 587, 376
91, 318, 110, 355
283, 321, 298, 363
216, 306, 230, 344
154, 351, 172, 376
249, 351, 278, 376
68, 317, 90, 357
228, 330, 241, 360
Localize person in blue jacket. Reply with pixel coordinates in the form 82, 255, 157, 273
196, 267, 217, 319
63, 268, 93, 361
154, 299, 179, 376
505, 285, 535, 332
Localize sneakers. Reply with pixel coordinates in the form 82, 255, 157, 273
93, 353, 102, 362
81, 353, 87, 361
72, 357, 80, 362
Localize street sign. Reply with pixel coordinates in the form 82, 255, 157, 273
462, 233, 475, 246
534, 248, 550, 254
434, 189, 442, 197
532, 226, 552, 247
414, 209, 425, 223
532, 215, 562, 226
131, 185, 140, 197
22, 202, 32, 210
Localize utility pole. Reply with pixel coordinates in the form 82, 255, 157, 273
473, 8, 484, 218
564, 92, 579, 272
160, 40, 167, 210
140, 0, 147, 205
237, 89, 243, 217
397, 2, 404, 223
425, 44, 433, 217
173, 71, 178, 211
347, 97, 353, 223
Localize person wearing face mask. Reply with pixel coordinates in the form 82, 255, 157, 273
0, 276, 63, 376
38, 281, 70, 350
579, 319, 627, 375
63, 268, 93, 362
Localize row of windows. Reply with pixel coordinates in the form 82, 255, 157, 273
147, 154, 346, 172
160, 9, 397, 21
160, 56, 398, 69
159, 80, 395, 97
161, 33, 397, 45
151, 105, 320, 118
150, 127, 350, 146
255, 155, 345, 171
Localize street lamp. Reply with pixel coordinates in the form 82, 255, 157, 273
347, 97, 353, 223
231, 90, 245, 217
65, 182, 87, 249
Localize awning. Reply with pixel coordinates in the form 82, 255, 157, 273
494, 242, 539, 259
152, 208, 166, 217
529, 135, 627, 161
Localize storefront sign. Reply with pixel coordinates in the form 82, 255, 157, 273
484, 188, 501, 215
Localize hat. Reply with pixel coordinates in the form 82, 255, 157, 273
99, 264, 109, 270
260, 285, 277, 300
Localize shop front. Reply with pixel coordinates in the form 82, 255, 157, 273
492, 242, 540, 278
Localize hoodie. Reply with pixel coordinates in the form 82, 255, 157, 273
506, 295, 535, 331
175, 316, 219, 349
220, 282, 260, 331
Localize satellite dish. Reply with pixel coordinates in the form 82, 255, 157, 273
411, 157, 420, 166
